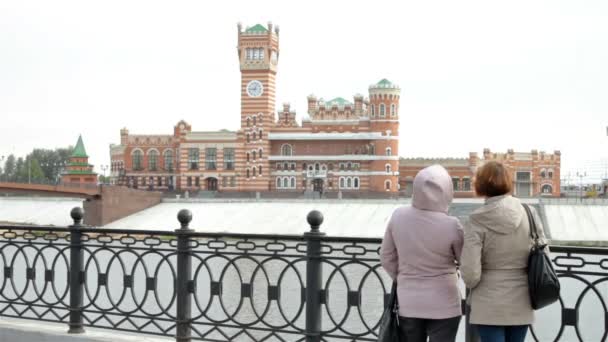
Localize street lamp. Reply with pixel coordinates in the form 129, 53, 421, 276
100, 165, 108, 184
576, 171, 587, 202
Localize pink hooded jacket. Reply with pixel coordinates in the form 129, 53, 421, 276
380, 165, 464, 319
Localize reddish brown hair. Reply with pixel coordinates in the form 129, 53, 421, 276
474, 161, 513, 197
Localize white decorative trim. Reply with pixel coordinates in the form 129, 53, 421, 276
269, 155, 399, 161
268, 132, 398, 140
146, 148, 160, 155
130, 148, 144, 155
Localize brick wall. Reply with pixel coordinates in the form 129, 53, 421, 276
83, 185, 162, 226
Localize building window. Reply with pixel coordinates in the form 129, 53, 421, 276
247, 117, 250, 127
452, 177, 460, 191
347, 178, 352, 188
282, 177, 288, 188
302, 163, 307, 171
253, 167, 257, 177
380, 104, 386, 117
290, 163, 295, 171
386, 147, 392, 156
259, 149, 263, 159
195, 177, 200, 187
164, 150, 174, 171
205, 148, 217, 170
157, 176, 162, 186
542, 184, 553, 194
276, 177, 281, 188
132, 150, 143, 171
258, 165, 262, 175
246, 48, 253, 60
386, 164, 392, 173
354, 177, 359, 189
463, 178, 471, 191
188, 148, 199, 170
253, 48, 259, 60
259, 129, 263, 139
148, 150, 159, 171
246, 169, 250, 178
253, 151, 257, 160
390, 104, 396, 117
281, 144, 293, 156
224, 148, 235, 170
385, 180, 391, 191
340, 177, 345, 188
230, 176, 235, 187
290, 177, 295, 188
252, 116, 256, 126
252, 132, 257, 140
187, 176, 192, 187
246, 134, 250, 143
540, 169, 547, 178
259, 48, 264, 60
371, 105, 375, 117
246, 152, 250, 162
548, 169, 554, 178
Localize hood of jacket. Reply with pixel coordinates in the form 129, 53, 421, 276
470, 195, 525, 234
411, 165, 454, 213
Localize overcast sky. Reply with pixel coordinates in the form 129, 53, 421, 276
1, 0, 607, 181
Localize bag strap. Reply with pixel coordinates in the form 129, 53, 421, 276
522, 203, 540, 246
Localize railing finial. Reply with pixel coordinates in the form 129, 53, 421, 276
177, 209, 193, 229
70, 207, 84, 225
307, 210, 324, 232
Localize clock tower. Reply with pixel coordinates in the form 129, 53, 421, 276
236, 22, 279, 191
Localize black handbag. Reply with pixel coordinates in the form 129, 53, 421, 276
378, 281, 400, 342
523, 204, 561, 310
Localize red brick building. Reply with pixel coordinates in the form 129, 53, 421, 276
110, 23, 399, 194
62, 135, 98, 185
109, 23, 560, 197
399, 149, 561, 197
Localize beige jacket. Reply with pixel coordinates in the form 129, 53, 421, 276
460, 195, 548, 325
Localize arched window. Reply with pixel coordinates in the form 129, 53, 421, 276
390, 104, 396, 117
258, 115, 263, 124
283, 177, 289, 188
253, 116, 256, 126
246, 152, 250, 162
284, 162, 289, 170
347, 178, 352, 188
386, 147, 392, 156
246, 169, 250, 178
379, 104, 386, 117
347, 162, 352, 170
290, 177, 295, 188
540, 169, 547, 178
132, 150, 143, 171
247, 117, 251, 127
291, 163, 295, 171
258, 165, 262, 175
371, 105, 375, 117
354, 177, 359, 189
253, 132, 257, 140
246, 134, 250, 143
281, 144, 293, 156
542, 184, 553, 194
253, 151, 256, 160
148, 150, 159, 171
259, 149, 263, 159
340, 177, 345, 188
385, 180, 391, 191
259, 129, 263, 139
253, 167, 257, 177
386, 164, 391, 173
548, 169, 554, 178
315, 163, 320, 171
163, 150, 174, 171
276, 177, 281, 188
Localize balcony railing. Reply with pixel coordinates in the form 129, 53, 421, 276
0, 209, 606, 341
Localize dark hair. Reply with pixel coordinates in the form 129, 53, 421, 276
474, 161, 513, 197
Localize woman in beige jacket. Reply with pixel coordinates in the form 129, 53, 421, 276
460, 161, 548, 342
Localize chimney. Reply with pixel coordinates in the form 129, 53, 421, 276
307, 95, 317, 115
354, 94, 363, 115
120, 128, 129, 145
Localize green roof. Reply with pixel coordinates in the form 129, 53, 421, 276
245, 24, 268, 33
71, 135, 88, 158
325, 97, 352, 106
377, 78, 393, 86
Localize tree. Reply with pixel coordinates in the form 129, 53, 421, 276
15, 157, 25, 182
2, 154, 16, 181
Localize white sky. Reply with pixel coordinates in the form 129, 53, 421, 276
1, 0, 607, 181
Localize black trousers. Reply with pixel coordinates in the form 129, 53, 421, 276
398, 316, 461, 342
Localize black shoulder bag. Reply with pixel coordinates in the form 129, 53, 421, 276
522, 204, 560, 310
377, 281, 400, 342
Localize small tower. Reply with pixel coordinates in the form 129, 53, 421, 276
368, 79, 401, 192
61, 135, 98, 185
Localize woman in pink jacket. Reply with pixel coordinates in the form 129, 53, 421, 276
381, 165, 464, 342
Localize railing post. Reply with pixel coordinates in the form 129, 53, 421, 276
68, 207, 85, 334
175, 209, 193, 342
304, 210, 325, 342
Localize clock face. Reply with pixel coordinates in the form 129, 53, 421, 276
246, 80, 263, 97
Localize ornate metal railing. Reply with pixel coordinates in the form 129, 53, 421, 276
0, 208, 607, 341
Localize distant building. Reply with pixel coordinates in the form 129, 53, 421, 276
61, 135, 97, 185
399, 149, 561, 197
